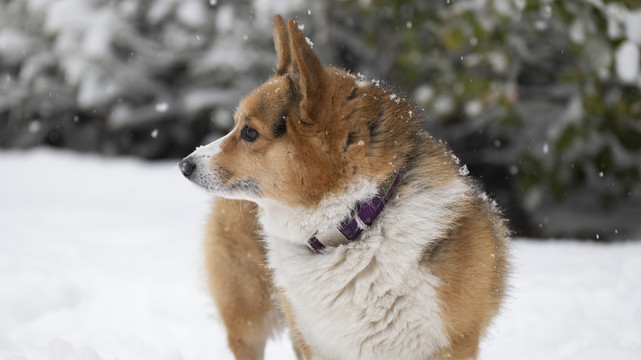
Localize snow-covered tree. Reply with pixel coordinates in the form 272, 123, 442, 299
0, 0, 310, 157
326, 0, 641, 240
1, 0, 639, 239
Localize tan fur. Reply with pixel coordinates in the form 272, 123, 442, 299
426, 197, 510, 360
196, 15, 509, 360
204, 198, 276, 359
392, 141, 510, 359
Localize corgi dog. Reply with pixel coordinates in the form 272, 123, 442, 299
180, 15, 509, 360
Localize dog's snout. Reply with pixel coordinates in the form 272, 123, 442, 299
179, 157, 196, 178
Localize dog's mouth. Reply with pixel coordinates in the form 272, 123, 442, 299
179, 155, 262, 198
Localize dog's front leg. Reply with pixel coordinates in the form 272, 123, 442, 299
204, 198, 276, 360
279, 289, 313, 360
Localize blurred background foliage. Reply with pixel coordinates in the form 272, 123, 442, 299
1, 0, 640, 240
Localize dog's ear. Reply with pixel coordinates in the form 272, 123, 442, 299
287, 18, 327, 129
273, 15, 290, 76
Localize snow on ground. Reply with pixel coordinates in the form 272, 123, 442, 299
1, 149, 640, 360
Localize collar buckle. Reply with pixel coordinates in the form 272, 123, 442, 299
306, 169, 403, 254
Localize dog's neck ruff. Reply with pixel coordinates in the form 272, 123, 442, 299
306, 169, 403, 254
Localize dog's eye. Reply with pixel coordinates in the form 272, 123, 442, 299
240, 125, 259, 142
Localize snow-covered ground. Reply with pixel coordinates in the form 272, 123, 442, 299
1, 149, 640, 360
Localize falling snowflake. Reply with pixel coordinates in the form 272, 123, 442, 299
155, 103, 168, 112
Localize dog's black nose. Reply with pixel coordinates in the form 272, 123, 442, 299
179, 158, 195, 178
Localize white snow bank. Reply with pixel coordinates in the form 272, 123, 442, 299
482, 240, 641, 359
1, 149, 640, 360
0, 149, 295, 360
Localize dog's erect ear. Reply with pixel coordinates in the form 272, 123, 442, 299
273, 15, 290, 76
287, 18, 327, 127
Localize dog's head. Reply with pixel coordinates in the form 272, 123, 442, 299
180, 15, 419, 207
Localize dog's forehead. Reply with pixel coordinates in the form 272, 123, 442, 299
238, 77, 288, 118
249, 77, 285, 98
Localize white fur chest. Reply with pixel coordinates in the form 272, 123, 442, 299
257, 179, 470, 359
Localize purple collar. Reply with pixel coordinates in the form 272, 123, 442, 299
306, 169, 403, 253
